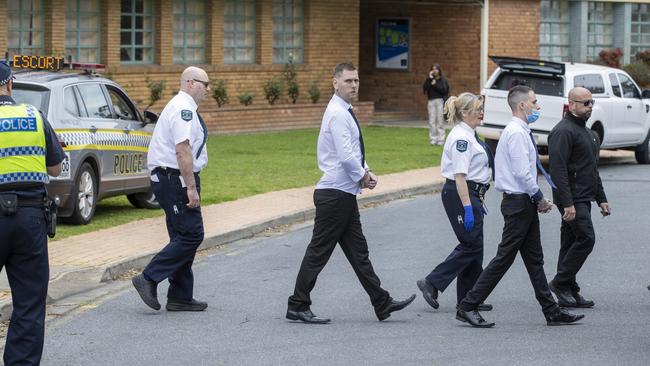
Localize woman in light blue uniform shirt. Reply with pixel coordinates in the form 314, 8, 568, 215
416, 92, 494, 311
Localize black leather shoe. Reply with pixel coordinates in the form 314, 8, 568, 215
455, 309, 495, 328
456, 303, 493, 311
571, 291, 594, 308
286, 309, 331, 324
375, 294, 416, 321
166, 298, 208, 311
545, 308, 585, 326
132, 274, 160, 310
416, 279, 439, 309
549, 281, 577, 307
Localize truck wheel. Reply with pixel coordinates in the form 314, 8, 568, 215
635, 130, 650, 164
65, 162, 97, 225
127, 187, 160, 209
485, 138, 498, 154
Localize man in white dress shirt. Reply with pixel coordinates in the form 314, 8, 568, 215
286, 63, 415, 323
456, 85, 584, 327
132, 66, 210, 312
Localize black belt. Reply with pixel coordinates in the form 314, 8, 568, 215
503, 192, 530, 200
445, 179, 490, 196
153, 167, 181, 175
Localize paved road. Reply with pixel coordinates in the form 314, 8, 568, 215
41, 160, 650, 366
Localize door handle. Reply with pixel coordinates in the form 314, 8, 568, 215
89, 125, 97, 133
627, 105, 633, 109
123, 127, 131, 134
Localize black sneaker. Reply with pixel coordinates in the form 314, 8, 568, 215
166, 298, 208, 311
132, 274, 160, 310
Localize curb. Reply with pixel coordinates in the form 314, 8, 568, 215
99, 181, 443, 282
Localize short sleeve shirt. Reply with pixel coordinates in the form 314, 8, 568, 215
147, 91, 208, 173
441, 122, 491, 184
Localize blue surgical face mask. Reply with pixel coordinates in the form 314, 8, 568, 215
524, 106, 540, 124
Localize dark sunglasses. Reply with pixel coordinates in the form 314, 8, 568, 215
190, 79, 210, 87
571, 99, 595, 107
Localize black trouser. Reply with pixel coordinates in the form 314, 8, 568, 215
288, 189, 390, 312
144, 170, 204, 301
551, 202, 595, 291
459, 194, 559, 315
425, 180, 484, 304
0, 206, 49, 366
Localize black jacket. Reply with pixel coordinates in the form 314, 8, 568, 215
548, 112, 607, 207
422, 76, 449, 100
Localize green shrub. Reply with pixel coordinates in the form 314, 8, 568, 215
622, 61, 650, 87
308, 82, 321, 103
212, 79, 229, 107
263, 77, 282, 105
284, 57, 299, 103
145, 79, 166, 110
238, 92, 254, 106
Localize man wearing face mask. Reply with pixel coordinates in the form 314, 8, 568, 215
547, 87, 610, 308
456, 85, 584, 327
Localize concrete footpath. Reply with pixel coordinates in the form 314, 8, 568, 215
0, 166, 444, 321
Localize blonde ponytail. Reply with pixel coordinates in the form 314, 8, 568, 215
445, 92, 481, 125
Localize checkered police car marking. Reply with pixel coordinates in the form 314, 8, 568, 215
56, 129, 151, 152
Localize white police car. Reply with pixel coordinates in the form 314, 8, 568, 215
10, 55, 159, 224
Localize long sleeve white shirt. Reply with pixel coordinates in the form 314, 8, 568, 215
494, 116, 540, 197
315, 94, 368, 195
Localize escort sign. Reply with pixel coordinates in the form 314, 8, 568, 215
12, 55, 65, 71
376, 19, 410, 70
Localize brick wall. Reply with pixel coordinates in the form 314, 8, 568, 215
488, 0, 540, 75
359, 1, 483, 118
202, 101, 374, 135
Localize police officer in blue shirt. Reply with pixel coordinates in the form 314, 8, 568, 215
416, 92, 494, 312
0, 62, 65, 365
132, 66, 210, 312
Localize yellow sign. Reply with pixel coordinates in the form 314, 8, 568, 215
12, 55, 65, 71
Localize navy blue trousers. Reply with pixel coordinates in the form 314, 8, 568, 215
425, 181, 485, 304
144, 171, 204, 301
0, 206, 49, 366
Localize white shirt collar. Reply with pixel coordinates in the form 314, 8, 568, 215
178, 90, 198, 110
512, 116, 531, 132
458, 121, 474, 134
332, 93, 352, 111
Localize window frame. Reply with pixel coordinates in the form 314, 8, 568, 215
65, 0, 102, 63
586, 2, 614, 61
630, 3, 650, 57
539, 0, 570, 62
75, 82, 113, 120
608, 73, 621, 98
272, 0, 304, 64
573, 73, 606, 95
617, 73, 641, 99
223, 0, 256, 64
120, 0, 156, 65
173, 0, 207, 64
7, 0, 46, 56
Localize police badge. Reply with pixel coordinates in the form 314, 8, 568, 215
456, 140, 468, 152
181, 110, 193, 121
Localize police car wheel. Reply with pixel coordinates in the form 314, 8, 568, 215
66, 162, 97, 225
127, 188, 160, 209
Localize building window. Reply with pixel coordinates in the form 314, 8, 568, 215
223, 0, 255, 64
539, 0, 569, 62
631, 3, 650, 58
65, 0, 101, 63
173, 0, 206, 64
586, 2, 614, 62
7, 0, 45, 56
273, 0, 304, 64
120, 0, 155, 64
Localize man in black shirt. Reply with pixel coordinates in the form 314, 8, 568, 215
547, 87, 611, 308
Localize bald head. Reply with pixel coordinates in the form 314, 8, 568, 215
568, 87, 593, 120
180, 66, 210, 103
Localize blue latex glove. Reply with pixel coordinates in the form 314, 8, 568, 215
463, 205, 474, 232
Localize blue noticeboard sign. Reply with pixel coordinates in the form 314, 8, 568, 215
376, 18, 410, 70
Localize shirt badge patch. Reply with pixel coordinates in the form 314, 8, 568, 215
181, 110, 193, 121
456, 140, 468, 152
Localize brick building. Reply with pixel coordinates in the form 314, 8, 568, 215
2, 0, 650, 132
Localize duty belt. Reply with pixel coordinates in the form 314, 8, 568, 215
467, 180, 490, 197
152, 166, 181, 175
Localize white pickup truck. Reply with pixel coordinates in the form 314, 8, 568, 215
477, 56, 650, 164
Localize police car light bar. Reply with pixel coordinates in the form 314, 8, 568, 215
8, 55, 105, 73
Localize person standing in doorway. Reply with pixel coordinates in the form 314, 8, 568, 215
286, 62, 416, 324
423, 64, 449, 145
547, 87, 611, 308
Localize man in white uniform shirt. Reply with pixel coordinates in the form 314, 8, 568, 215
286, 63, 416, 324
456, 85, 584, 327
132, 66, 210, 312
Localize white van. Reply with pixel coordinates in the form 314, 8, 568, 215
477, 56, 650, 164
